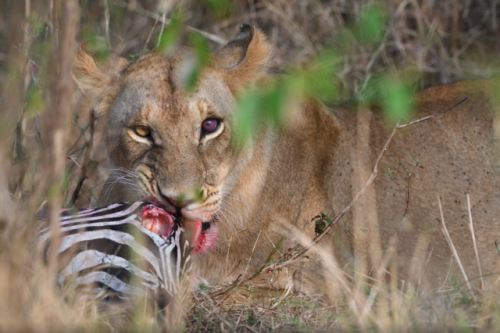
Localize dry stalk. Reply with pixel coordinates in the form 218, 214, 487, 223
198, 289, 234, 330
103, 0, 111, 44
210, 97, 468, 299
46, 0, 79, 275
438, 196, 475, 298
467, 193, 485, 290
244, 230, 261, 274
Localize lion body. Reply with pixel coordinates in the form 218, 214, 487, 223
194, 78, 500, 291
75, 25, 500, 293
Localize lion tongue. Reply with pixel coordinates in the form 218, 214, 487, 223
183, 221, 202, 246
141, 204, 173, 237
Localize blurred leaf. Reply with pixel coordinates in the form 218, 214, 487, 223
383, 78, 413, 123
206, 0, 234, 20
128, 49, 148, 60
362, 74, 414, 123
157, 12, 183, 54
303, 50, 339, 102
233, 91, 258, 144
354, 4, 385, 44
85, 36, 110, 62
26, 85, 44, 116
388, 168, 395, 180
179, 32, 210, 92
87, 159, 99, 170
231, 49, 341, 146
192, 186, 204, 203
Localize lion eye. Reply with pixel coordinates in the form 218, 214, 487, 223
201, 118, 220, 134
135, 126, 151, 137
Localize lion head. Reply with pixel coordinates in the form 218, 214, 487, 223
74, 25, 272, 229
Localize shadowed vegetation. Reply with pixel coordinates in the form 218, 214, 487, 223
1, 0, 500, 331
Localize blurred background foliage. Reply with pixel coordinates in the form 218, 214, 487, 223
1, 0, 500, 330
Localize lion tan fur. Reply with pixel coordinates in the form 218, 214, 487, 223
74, 24, 500, 293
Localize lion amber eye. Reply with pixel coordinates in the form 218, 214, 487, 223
135, 126, 150, 137
202, 118, 220, 134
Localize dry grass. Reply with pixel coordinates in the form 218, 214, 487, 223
1, 0, 500, 331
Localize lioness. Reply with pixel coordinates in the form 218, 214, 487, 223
74, 24, 500, 293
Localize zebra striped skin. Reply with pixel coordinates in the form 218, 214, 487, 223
36, 202, 193, 308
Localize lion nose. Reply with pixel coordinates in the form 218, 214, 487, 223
158, 186, 204, 213
161, 194, 194, 212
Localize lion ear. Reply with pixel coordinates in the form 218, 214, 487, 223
72, 43, 129, 117
215, 24, 272, 93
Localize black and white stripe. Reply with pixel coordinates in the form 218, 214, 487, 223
36, 202, 193, 307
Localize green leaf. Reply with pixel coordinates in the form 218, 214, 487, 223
388, 168, 395, 180
247, 310, 258, 325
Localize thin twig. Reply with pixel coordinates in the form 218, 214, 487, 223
68, 145, 85, 156
143, 14, 160, 52
67, 156, 81, 168
396, 97, 468, 129
396, 161, 419, 240
156, 11, 167, 48
234, 308, 245, 331
438, 196, 475, 298
467, 193, 485, 290
66, 121, 90, 154
70, 109, 95, 205
111, 0, 228, 44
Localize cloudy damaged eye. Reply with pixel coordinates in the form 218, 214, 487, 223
202, 118, 220, 134
135, 126, 151, 137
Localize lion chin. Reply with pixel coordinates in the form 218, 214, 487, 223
74, 23, 500, 297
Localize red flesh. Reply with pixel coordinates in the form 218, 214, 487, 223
140, 204, 174, 239
139, 203, 218, 254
